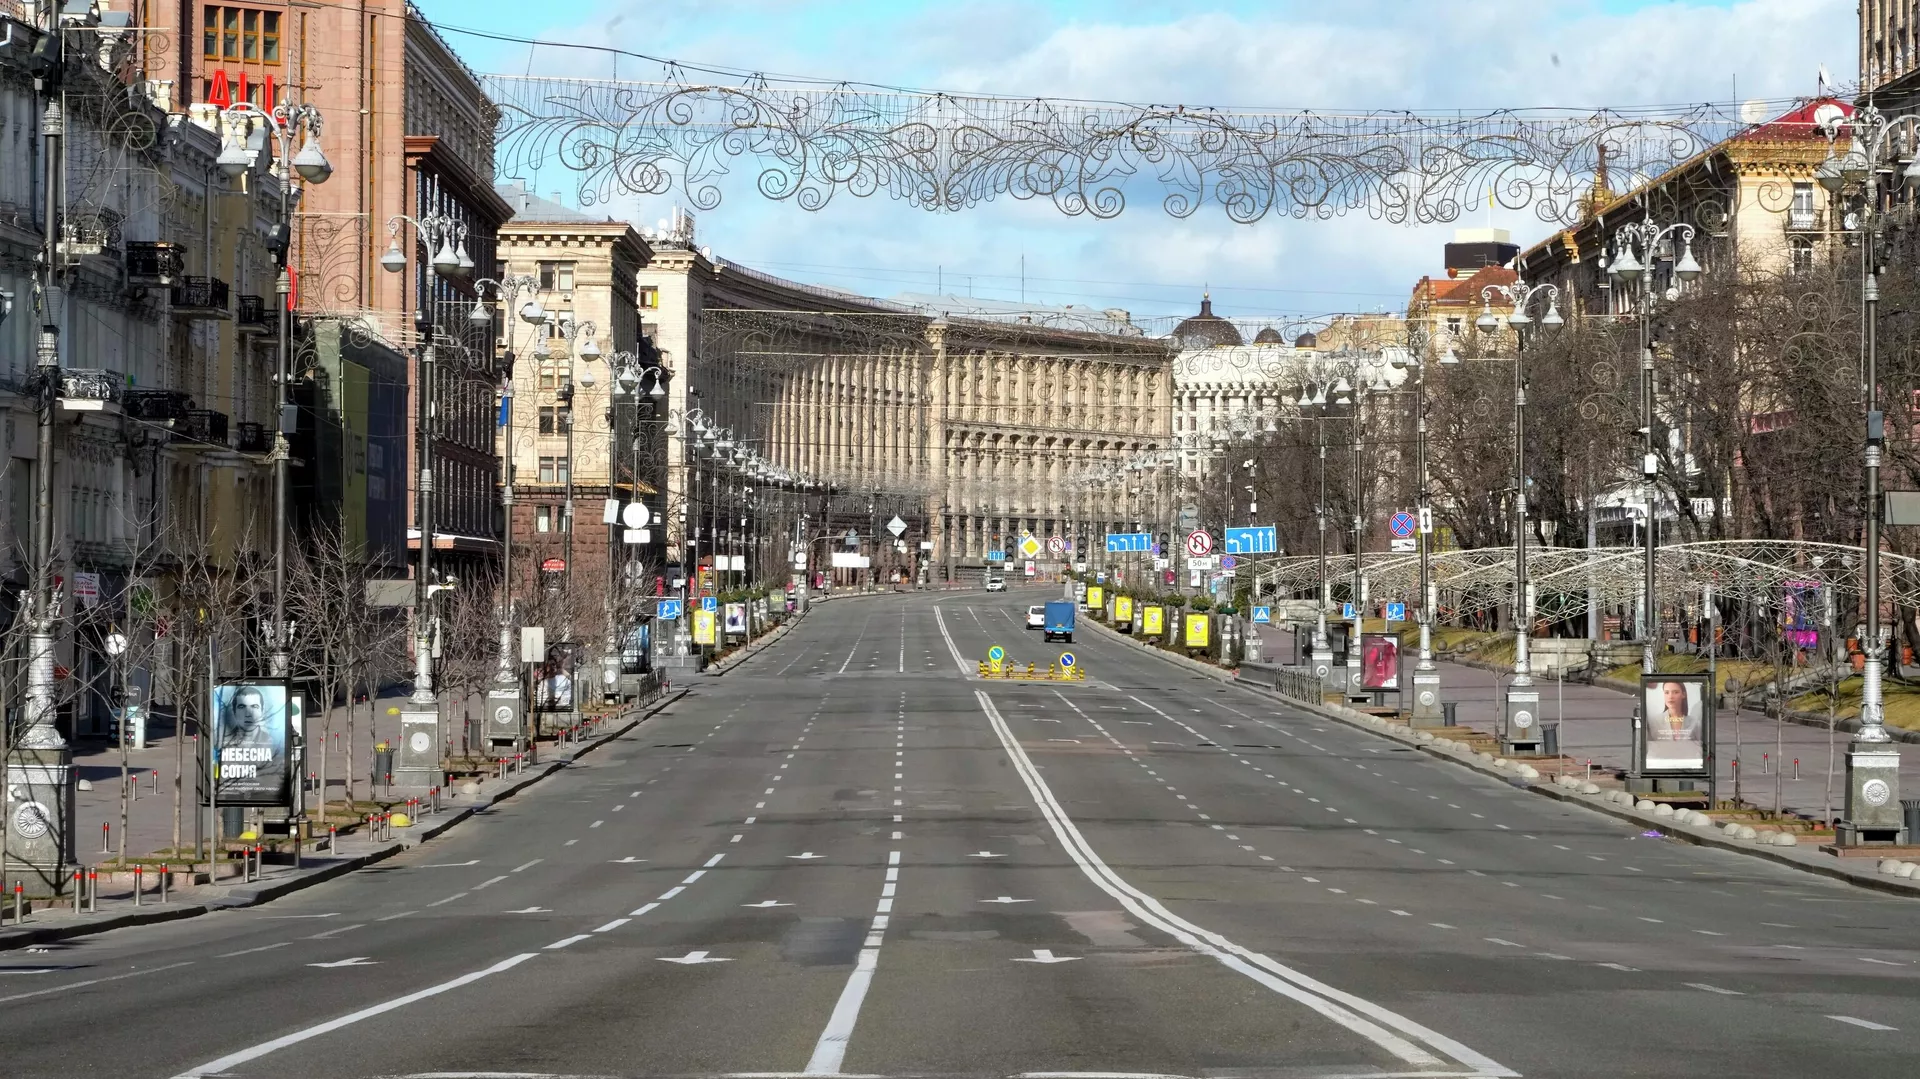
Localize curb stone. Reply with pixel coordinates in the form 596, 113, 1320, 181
1091, 612, 1920, 899
0, 688, 689, 951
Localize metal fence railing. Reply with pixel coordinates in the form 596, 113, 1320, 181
1241, 660, 1324, 706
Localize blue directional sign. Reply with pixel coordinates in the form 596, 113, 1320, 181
701, 596, 718, 612
1224, 525, 1279, 555
657, 599, 684, 620
987, 550, 1007, 562
1252, 606, 1272, 624
1058, 651, 1076, 669
1385, 601, 1407, 622
1105, 532, 1153, 553
1342, 602, 1356, 619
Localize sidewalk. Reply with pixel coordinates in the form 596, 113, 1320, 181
1267, 627, 1920, 825
1, 686, 682, 947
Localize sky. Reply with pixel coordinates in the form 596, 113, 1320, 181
415, 0, 1856, 327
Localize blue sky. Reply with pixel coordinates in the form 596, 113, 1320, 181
418, 0, 1853, 325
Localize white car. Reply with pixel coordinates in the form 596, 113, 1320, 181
985, 576, 1007, 592
1026, 604, 1046, 629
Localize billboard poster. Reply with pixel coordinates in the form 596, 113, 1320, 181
1114, 595, 1134, 623
1184, 613, 1210, 648
210, 681, 291, 807
1086, 586, 1105, 609
693, 608, 717, 645
1142, 606, 1164, 635
1360, 633, 1401, 691
534, 643, 581, 713
1641, 674, 1710, 774
723, 602, 747, 635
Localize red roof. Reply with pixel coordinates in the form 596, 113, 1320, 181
1735, 97, 1852, 143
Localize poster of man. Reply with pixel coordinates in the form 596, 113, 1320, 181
1360, 633, 1400, 691
211, 682, 290, 806
534, 644, 577, 712
1642, 676, 1707, 772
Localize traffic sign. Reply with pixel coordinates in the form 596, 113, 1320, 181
1047, 536, 1067, 554
1419, 507, 1434, 534
1342, 602, 1356, 618
1220, 555, 1238, 570
1251, 606, 1272, 623
1390, 537, 1416, 553
1389, 511, 1418, 539
658, 599, 684, 620
1105, 532, 1152, 553
540, 557, 566, 572
1224, 525, 1278, 554
1185, 530, 1213, 557
701, 596, 718, 612
987, 645, 1005, 663
1019, 535, 1042, 558
845, 529, 859, 546
886, 515, 907, 537
1058, 652, 1076, 669
1385, 601, 1407, 622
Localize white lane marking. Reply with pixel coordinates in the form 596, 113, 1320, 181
744, 900, 792, 908
589, 821, 604, 829
934, 606, 971, 673
472, 875, 509, 891
1858, 957, 1903, 966
167, 954, 536, 1077
974, 691, 1509, 1076
564, 840, 578, 846
660, 950, 732, 964
0, 961, 193, 1005
511, 860, 542, 873
982, 896, 1033, 904
545, 935, 591, 950
788, 852, 824, 860
305, 923, 367, 939
731, 834, 744, 843
1828, 1015, 1897, 1031
1013, 949, 1080, 963
416, 860, 479, 868
593, 919, 631, 933
308, 957, 378, 968
505, 907, 552, 914
658, 886, 685, 900
215, 942, 291, 959
683, 871, 706, 884
426, 893, 468, 908
1686, 983, 1744, 995
806, 846, 900, 1074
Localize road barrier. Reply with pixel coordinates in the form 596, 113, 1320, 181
977, 660, 1085, 681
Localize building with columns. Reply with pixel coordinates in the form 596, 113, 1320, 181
632, 215, 1173, 585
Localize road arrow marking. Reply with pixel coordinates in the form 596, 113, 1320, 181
968, 851, 1005, 858
980, 896, 1032, 904
505, 907, 552, 914
743, 900, 793, 908
308, 957, 378, 968
611, 857, 647, 864
1012, 949, 1079, 963
657, 950, 732, 964
787, 852, 824, 859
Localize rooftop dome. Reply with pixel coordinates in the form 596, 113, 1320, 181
1253, 327, 1284, 344
1173, 295, 1243, 349
1293, 331, 1319, 348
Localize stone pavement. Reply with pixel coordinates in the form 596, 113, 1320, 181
1266, 626, 1920, 824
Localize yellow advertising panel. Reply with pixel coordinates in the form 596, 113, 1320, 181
693, 609, 717, 645
1086, 585, 1105, 608
1184, 613, 1210, 648
1114, 595, 1134, 622
1142, 606, 1164, 635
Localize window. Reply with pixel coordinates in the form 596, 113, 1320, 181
536, 506, 551, 533
1790, 182, 1816, 229
537, 366, 558, 391
539, 457, 555, 483
203, 7, 280, 65
1790, 237, 1815, 273
538, 406, 557, 435
537, 261, 576, 292
1446, 316, 1462, 335
640, 286, 659, 309
537, 456, 570, 484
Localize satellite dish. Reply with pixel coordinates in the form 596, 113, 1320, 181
1739, 99, 1770, 124
1811, 102, 1848, 139
622, 502, 651, 529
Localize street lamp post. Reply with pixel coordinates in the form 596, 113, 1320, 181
215, 99, 331, 681
1478, 281, 1565, 753
1401, 323, 1454, 726
379, 211, 473, 786
1815, 106, 1915, 844
1294, 374, 1352, 688
468, 275, 542, 749
1607, 217, 1701, 786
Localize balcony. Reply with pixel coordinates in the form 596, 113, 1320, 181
59, 368, 124, 413
125, 241, 186, 286
236, 295, 276, 336
234, 421, 272, 454
58, 210, 122, 261
169, 277, 231, 320
178, 409, 229, 450
1785, 207, 1825, 232
124, 389, 193, 427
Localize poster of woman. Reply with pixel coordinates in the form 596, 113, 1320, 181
1642, 676, 1706, 772
1360, 633, 1400, 691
